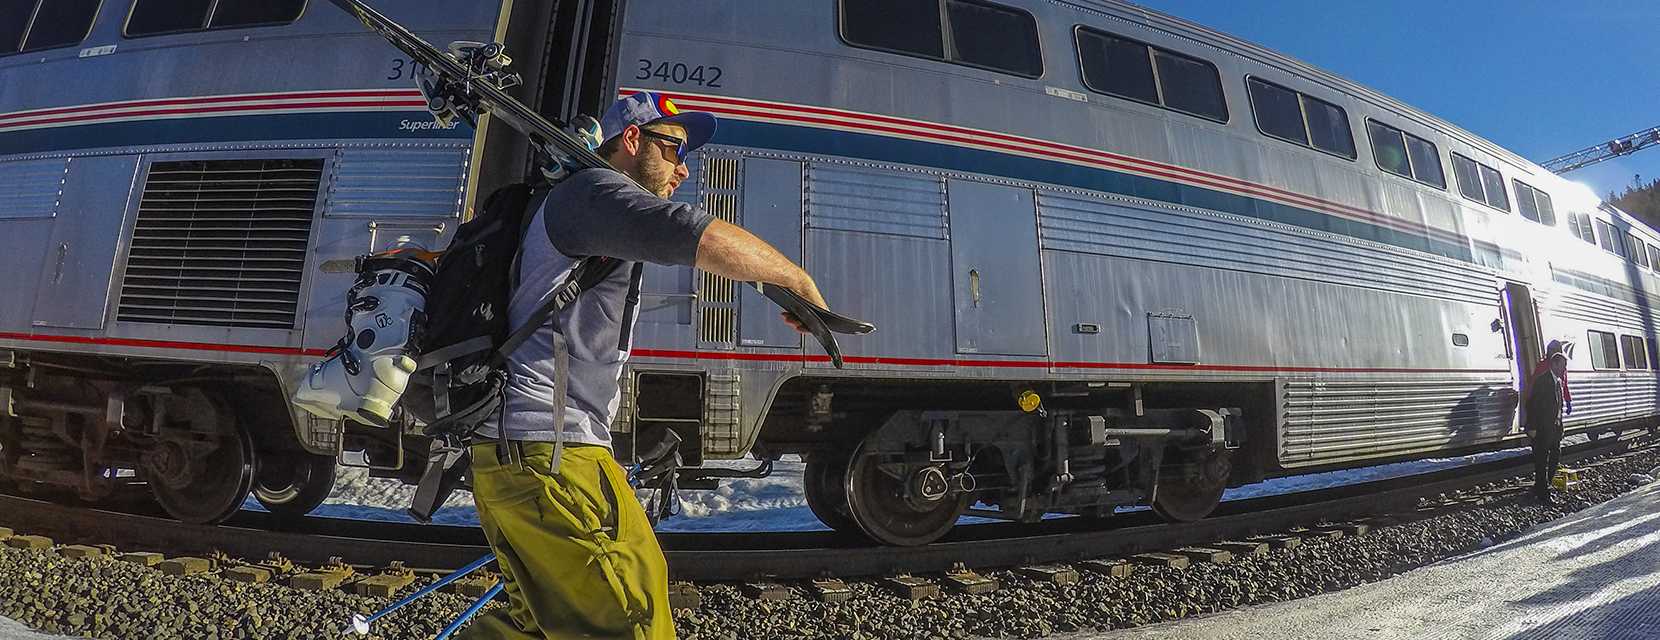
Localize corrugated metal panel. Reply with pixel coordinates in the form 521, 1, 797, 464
0, 158, 69, 219
116, 159, 322, 330
1563, 373, 1641, 426
325, 148, 466, 218
1552, 289, 1660, 334
1282, 378, 1513, 466
698, 155, 740, 348
805, 163, 946, 239
1039, 191, 1496, 304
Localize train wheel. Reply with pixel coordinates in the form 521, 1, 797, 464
254, 452, 336, 518
1152, 448, 1230, 523
843, 436, 968, 546
143, 391, 255, 525
803, 449, 858, 534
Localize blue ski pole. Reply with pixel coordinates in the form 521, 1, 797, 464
345, 554, 496, 635
434, 581, 504, 640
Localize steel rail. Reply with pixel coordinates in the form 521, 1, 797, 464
0, 432, 1650, 582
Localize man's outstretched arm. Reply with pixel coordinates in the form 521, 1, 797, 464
695, 218, 828, 333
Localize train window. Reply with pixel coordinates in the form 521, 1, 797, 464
1569, 213, 1596, 244
1405, 134, 1446, 188
840, 0, 943, 58
1588, 330, 1619, 369
945, 1, 1042, 77
1077, 29, 1157, 103
1627, 232, 1648, 267
1514, 181, 1540, 223
1303, 96, 1355, 158
1534, 191, 1556, 226
1153, 49, 1227, 121
1248, 78, 1308, 145
1369, 121, 1411, 178
1248, 78, 1354, 159
1649, 244, 1660, 272
839, 0, 1041, 78
1451, 153, 1508, 211
1368, 120, 1446, 188
1621, 335, 1649, 371
1478, 164, 1508, 211
1595, 219, 1622, 256
126, 0, 304, 37
1075, 28, 1226, 122
3, 0, 101, 54
1451, 154, 1483, 202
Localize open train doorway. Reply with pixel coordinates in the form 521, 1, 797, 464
1502, 282, 1544, 428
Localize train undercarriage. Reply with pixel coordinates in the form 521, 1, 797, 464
0, 351, 337, 524
4, 349, 1272, 547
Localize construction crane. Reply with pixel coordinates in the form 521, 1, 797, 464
1543, 125, 1660, 174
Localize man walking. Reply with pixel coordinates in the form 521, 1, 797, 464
460, 92, 826, 639
1525, 352, 1569, 505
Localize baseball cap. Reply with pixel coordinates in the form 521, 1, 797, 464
599, 92, 717, 160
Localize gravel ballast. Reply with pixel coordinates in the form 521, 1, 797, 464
1, 447, 1656, 640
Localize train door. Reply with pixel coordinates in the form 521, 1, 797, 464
1502, 282, 1543, 425
947, 180, 1047, 356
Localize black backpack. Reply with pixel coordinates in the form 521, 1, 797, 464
402, 180, 622, 522
403, 181, 620, 437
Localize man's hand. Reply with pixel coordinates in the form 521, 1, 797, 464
780, 273, 829, 334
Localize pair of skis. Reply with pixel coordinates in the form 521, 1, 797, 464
328, 0, 873, 367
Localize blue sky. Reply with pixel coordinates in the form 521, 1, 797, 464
1132, 1, 1660, 200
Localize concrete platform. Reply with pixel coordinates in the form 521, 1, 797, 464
1075, 480, 1660, 640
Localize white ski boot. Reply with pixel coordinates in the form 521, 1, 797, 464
292, 240, 437, 426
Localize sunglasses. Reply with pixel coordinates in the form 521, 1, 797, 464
639, 128, 689, 163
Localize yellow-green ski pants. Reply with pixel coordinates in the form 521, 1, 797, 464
456, 442, 675, 640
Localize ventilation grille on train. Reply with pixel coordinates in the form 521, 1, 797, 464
116, 159, 323, 330
696, 156, 741, 347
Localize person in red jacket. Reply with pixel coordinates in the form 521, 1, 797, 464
1530, 340, 1572, 418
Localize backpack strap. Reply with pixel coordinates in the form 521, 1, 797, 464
493, 255, 624, 364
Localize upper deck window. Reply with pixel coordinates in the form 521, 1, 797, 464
1567, 212, 1596, 244
1075, 28, 1226, 123
840, 0, 1042, 78
1247, 77, 1355, 159
1512, 180, 1556, 226
1366, 119, 1445, 188
2, 0, 101, 55
125, 0, 305, 37
1450, 153, 1510, 212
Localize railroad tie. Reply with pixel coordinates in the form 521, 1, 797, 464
1129, 552, 1190, 569
740, 582, 792, 601
1078, 559, 1133, 578
355, 561, 417, 598
225, 552, 296, 584
1246, 535, 1303, 551
0, 526, 11, 541
117, 552, 164, 567
668, 582, 701, 610
57, 544, 113, 559
5, 534, 51, 550
942, 564, 999, 594
158, 556, 216, 576
1213, 541, 1269, 558
882, 575, 940, 600
806, 578, 854, 603
290, 557, 356, 591
452, 572, 501, 599
1175, 547, 1233, 565
1015, 564, 1079, 585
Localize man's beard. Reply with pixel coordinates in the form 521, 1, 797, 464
635, 157, 676, 198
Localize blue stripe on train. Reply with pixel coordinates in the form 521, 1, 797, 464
714, 119, 1473, 263
0, 110, 472, 155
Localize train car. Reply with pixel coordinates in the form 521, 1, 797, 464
2, 0, 1655, 545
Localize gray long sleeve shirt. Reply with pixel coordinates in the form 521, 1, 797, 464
476, 169, 713, 448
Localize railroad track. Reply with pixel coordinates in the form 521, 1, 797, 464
0, 430, 1652, 584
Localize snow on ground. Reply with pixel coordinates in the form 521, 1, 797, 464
255, 435, 1589, 533
0, 617, 79, 640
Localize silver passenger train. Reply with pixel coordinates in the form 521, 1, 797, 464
2, 0, 1655, 545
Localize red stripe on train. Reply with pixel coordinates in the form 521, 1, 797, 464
0, 332, 328, 357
